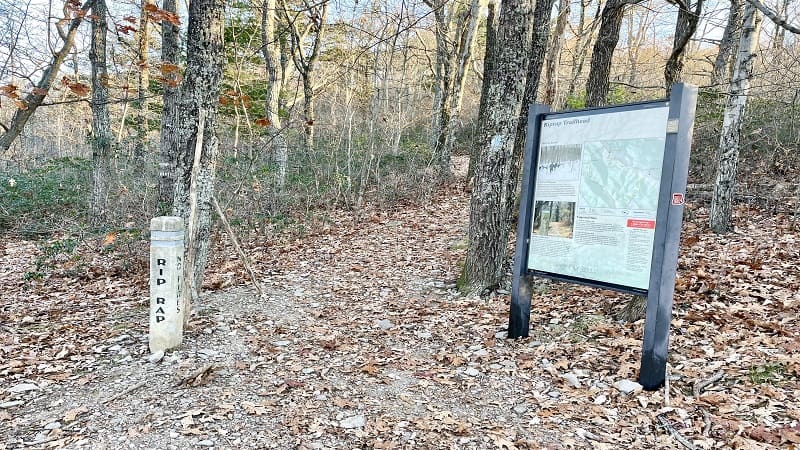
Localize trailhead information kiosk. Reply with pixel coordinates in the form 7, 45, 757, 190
508, 83, 698, 390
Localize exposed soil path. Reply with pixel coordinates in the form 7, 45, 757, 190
2, 161, 799, 449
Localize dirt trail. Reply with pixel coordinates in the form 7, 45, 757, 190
2, 159, 799, 449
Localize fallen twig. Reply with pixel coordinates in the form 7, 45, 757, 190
212, 195, 264, 296
176, 363, 216, 387
657, 414, 697, 450
693, 371, 724, 397
101, 380, 147, 405
700, 408, 712, 436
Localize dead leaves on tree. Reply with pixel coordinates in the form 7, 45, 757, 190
0, 84, 27, 110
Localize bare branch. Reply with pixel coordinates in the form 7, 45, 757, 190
747, 0, 800, 34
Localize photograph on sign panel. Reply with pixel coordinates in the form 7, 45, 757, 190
537, 144, 582, 180
532, 201, 576, 239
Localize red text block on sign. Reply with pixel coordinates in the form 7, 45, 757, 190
627, 219, 656, 229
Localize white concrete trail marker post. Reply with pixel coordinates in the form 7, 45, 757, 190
149, 216, 185, 353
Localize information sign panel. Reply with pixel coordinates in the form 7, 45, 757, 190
528, 104, 669, 294
508, 84, 698, 391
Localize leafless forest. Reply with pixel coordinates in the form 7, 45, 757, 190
1, 1, 799, 448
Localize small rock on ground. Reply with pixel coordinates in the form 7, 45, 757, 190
339, 415, 366, 429
614, 379, 643, 395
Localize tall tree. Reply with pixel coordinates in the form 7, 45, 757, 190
584, 0, 642, 107
172, 0, 226, 319
510, 0, 556, 200
260, 0, 289, 188
0, 0, 95, 154
664, 0, 704, 94
158, 0, 181, 206
566, 0, 602, 101
90, 0, 112, 226
624, 7, 652, 87
709, 0, 800, 232
134, 0, 154, 166
280, 0, 328, 153
711, 0, 743, 86
468, 0, 498, 183
461, 0, 536, 294
709, 2, 761, 232
424, 0, 482, 179
544, 0, 570, 106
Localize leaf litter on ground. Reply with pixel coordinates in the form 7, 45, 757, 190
1, 161, 798, 449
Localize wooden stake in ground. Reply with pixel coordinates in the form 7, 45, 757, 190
212, 195, 263, 296
183, 110, 206, 326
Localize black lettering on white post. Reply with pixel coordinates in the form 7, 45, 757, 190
149, 217, 185, 353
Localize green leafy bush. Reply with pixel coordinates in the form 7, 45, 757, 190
0, 157, 91, 236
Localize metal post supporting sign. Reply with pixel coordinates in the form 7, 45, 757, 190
508, 83, 698, 391
509, 104, 550, 339
639, 83, 697, 389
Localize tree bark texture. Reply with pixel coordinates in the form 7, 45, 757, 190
427, 0, 455, 178
585, 0, 640, 107
158, 0, 180, 206
90, 0, 112, 226
544, 0, 570, 106
0, 1, 95, 154
172, 0, 226, 302
260, 0, 289, 188
505, 0, 555, 237
462, 0, 535, 294
468, 0, 498, 183
710, 2, 761, 233
664, 0, 703, 94
510, 0, 555, 191
711, 0, 743, 87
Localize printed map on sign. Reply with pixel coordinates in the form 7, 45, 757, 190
579, 138, 664, 211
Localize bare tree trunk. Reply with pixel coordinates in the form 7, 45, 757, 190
544, 0, 570, 106
585, 0, 640, 107
281, 0, 327, 153
172, 0, 226, 320
769, 0, 788, 48
664, 0, 703, 94
0, 1, 94, 154
712, 0, 744, 87
468, 0, 498, 183
427, 0, 455, 178
624, 7, 651, 86
747, 0, 800, 34
260, 0, 288, 188
516, 0, 555, 117
710, 2, 761, 233
461, 0, 535, 294
441, 0, 482, 177
158, 0, 180, 206
302, 73, 315, 152
566, 0, 602, 101
508, 0, 556, 222
90, 0, 112, 226
133, 0, 153, 168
